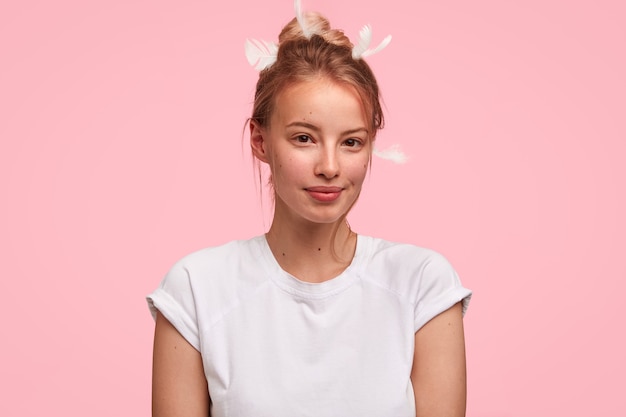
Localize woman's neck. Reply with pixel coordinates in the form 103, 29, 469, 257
265, 217, 357, 283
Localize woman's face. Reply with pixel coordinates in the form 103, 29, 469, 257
251, 79, 371, 226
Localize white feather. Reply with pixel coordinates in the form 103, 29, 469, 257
245, 38, 278, 71
294, 0, 313, 38
361, 34, 392, 58
352, 24, 373, 59
373, 145, 408, 164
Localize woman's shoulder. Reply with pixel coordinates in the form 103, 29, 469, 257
159, 235, 269, 296
147, 236, 269, 345
361, 235, 452, 269
154, 235, 269, 309
169, 235, 266, 272
358, 235, 465, 300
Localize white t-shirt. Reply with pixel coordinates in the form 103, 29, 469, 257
147, 235, 471, 417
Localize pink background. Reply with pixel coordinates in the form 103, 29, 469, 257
1, 0, 624, 415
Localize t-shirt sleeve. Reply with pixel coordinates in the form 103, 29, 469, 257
413, 252, 472, 333
146, 260, 201, 351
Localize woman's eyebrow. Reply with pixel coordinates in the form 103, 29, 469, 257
341, 127, 368, 136
286, 121, 368, 135
286, 121, 320, 131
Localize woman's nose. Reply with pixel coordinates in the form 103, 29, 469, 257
314, 148, 339, 179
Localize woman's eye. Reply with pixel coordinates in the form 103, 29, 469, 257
295, 135, 312, 143
344, 138, 362, 147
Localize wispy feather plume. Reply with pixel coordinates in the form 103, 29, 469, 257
352, 24, 392, 59
373, 145, 408, 164
295, 0, 313, 38
245, 38, 279, 71
352, 25, 373, 59
361, 34, 392, 58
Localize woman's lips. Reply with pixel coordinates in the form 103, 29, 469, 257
305, 186, 343, 202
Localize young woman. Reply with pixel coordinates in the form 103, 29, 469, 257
148, 2, 471, 416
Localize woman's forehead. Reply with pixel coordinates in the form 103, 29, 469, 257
272, 80, 367, 127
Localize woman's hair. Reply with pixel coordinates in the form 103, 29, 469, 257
250, 12, 384, 138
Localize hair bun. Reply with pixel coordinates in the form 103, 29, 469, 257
278, 12, 352, 49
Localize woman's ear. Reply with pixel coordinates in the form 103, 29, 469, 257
250, 120, 270, 163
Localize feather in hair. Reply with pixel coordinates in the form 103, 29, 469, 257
373, 145, 408, 164
294, 0, 313, 39
244, 38, 279, 71
352, 24, 392, 59
361, 34, 392, 58
352, 25, 373, 59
